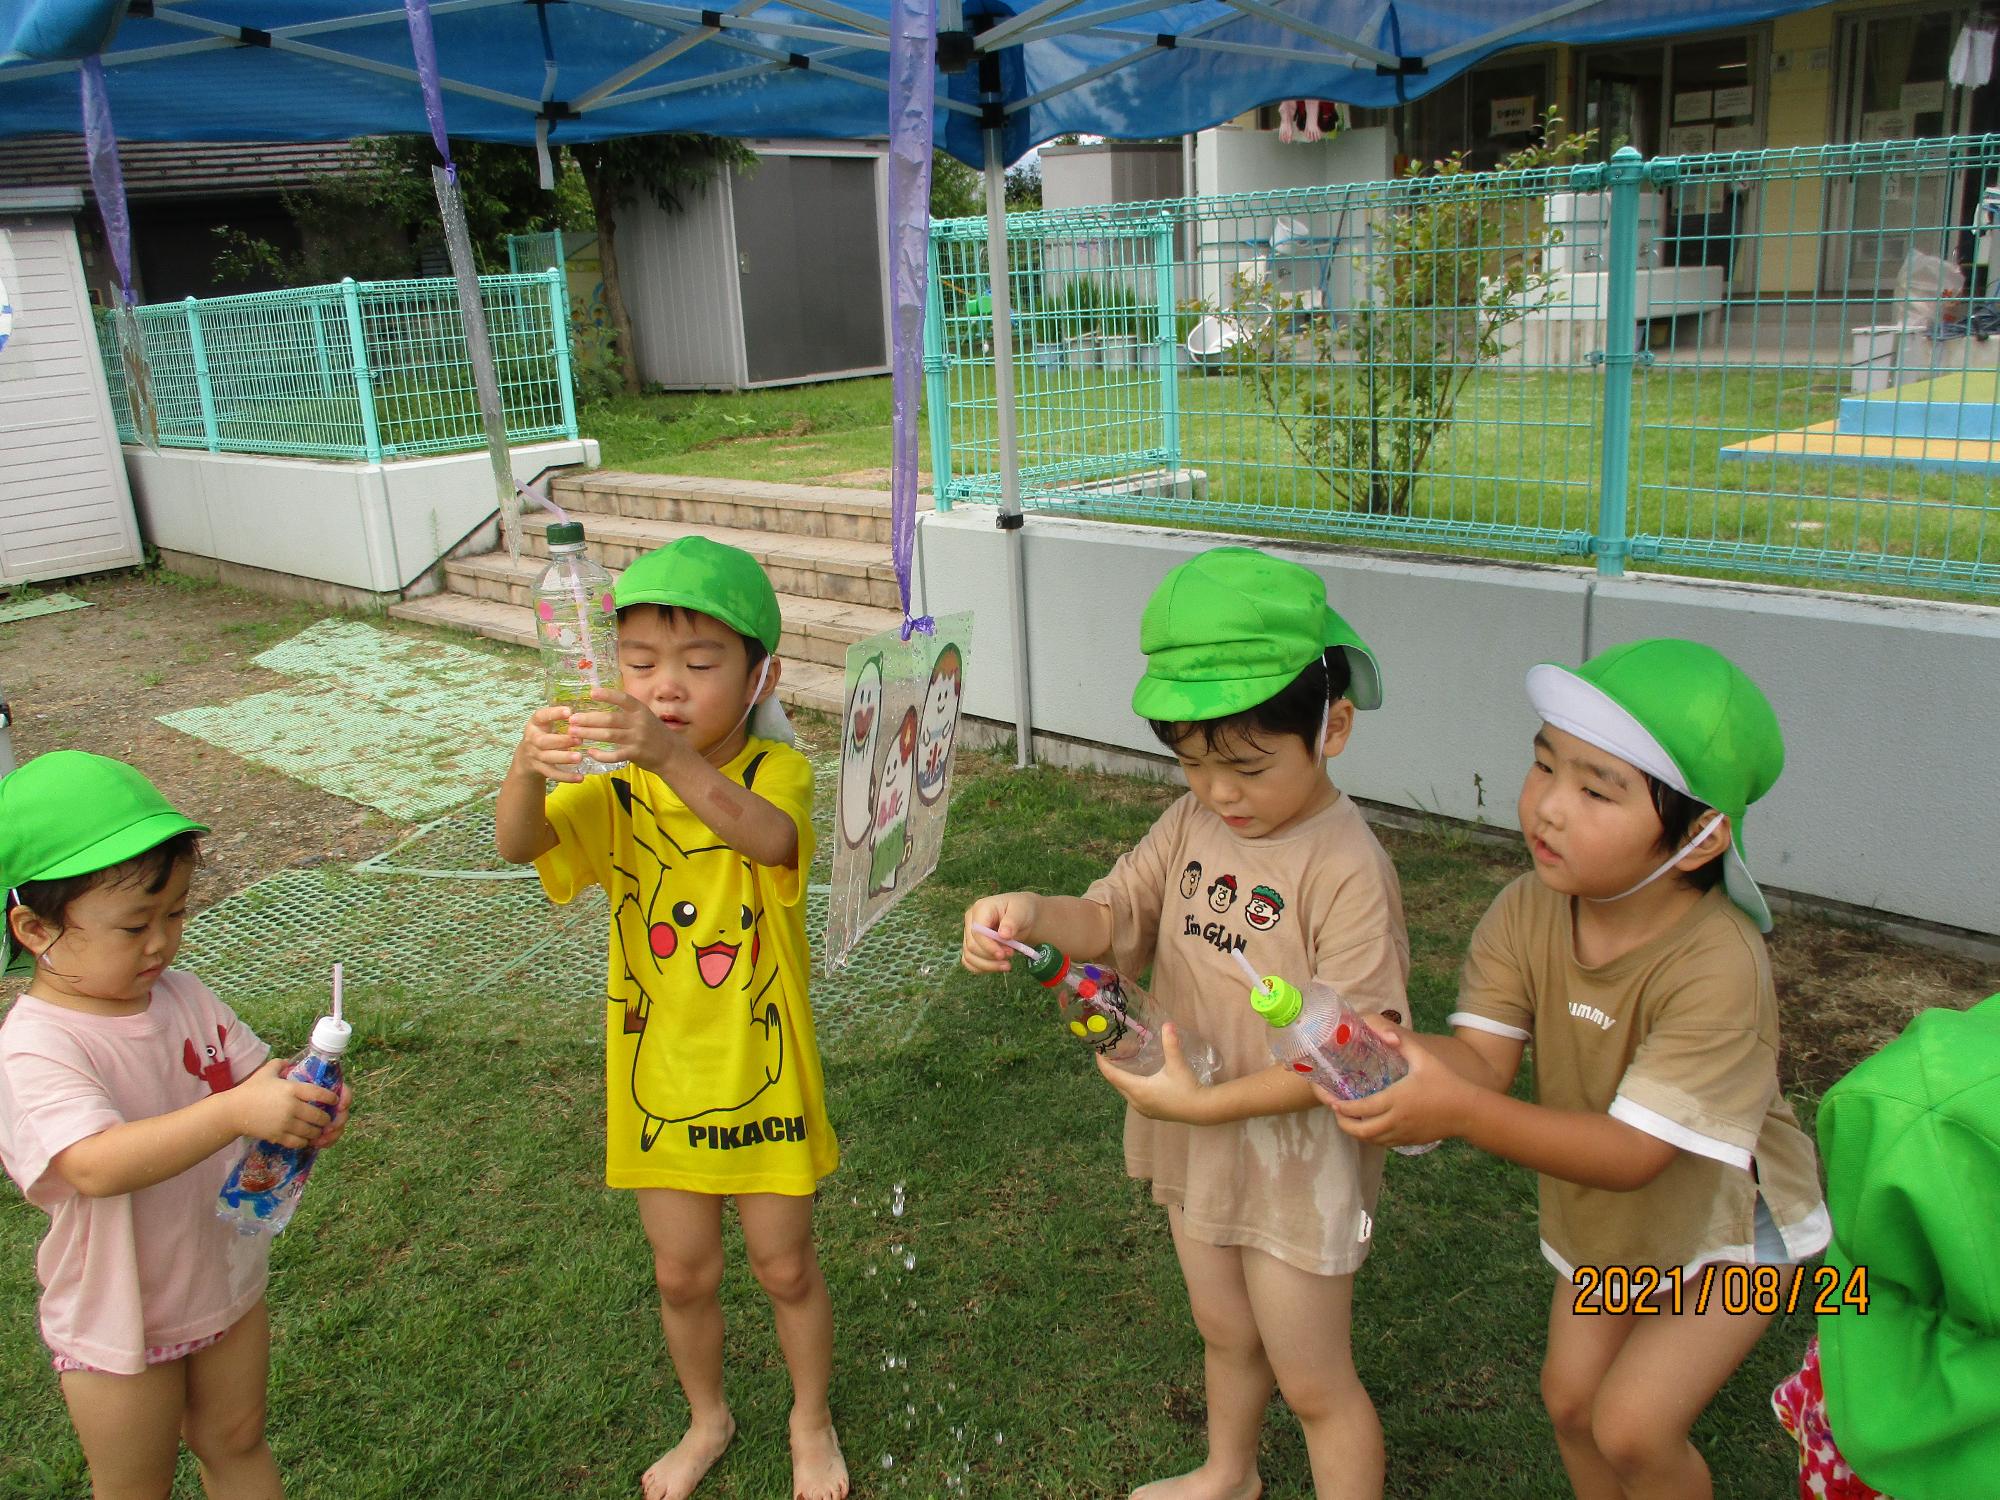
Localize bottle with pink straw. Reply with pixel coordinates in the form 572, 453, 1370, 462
972, 924, 1217, 1082
216, 963, 354, 1236
533, 518, 626, 775
1232, 950, 1437, 1157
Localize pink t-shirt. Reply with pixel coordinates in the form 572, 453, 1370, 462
0, 970, 272, 1374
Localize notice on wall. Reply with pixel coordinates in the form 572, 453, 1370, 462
1665, 123, 1716, 157
1714, 124, 1760, 153
1490, 95, 1536, 134
1862, 109, 1914, 142
1901, 81, 1946, 114
1713, 85, 1754, 119
1674, 90, 1714, 123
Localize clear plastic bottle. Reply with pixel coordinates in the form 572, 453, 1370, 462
1249, 975, 1437, 1157
1023, 943, 1218, 1083
216, 1012, 353, 1236
533, 521, 625, 775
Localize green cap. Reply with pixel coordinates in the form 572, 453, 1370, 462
1024, 944, 1068, 986
1526, 639, 1784, 931
546, 521, 586, 548
1133, 548, 1382, 721
613, 536, 781, 653
0, 751, 207, 977
1816, 994, 2000, 1497
1249, 975, 1305, 1027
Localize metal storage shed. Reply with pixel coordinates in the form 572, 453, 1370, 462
0, 186, 143, 587
620, 140, 891, 391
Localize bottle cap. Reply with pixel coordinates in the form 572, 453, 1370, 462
1250, 975, 1304, 1027
1024, 944, 1068, 986
546, 521, 587, 548
310, 1014, 354, 1057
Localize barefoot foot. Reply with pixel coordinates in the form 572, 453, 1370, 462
1128, 1464, 1262, 1500
789, 1411, 849, 1500
641, 1412, 736, 1500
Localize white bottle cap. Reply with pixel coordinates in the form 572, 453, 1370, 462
310, 1014, 354, 1056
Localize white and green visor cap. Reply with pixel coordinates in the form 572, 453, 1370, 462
1526, 638, 1786, 932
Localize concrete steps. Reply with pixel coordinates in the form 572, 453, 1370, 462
389, 471, 912, 718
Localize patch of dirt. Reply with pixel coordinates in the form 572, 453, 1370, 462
0, 573, 407, 920
692, 416, 813, 450
1769, 915, 1992, 1093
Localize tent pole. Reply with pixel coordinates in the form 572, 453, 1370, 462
982, 123, 1034, 771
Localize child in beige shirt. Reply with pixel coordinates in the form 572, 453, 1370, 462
1334, 639, 1827, 1500
965, 546, 1409, 1500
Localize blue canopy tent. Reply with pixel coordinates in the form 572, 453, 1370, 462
0, 0, 1829, 767
2, 1, 1822, 165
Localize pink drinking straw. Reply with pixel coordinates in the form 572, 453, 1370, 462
969, 921, 1038, 960
331, 962, 343, 1024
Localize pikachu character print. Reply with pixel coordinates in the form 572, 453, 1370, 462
606, 779, 785, 1151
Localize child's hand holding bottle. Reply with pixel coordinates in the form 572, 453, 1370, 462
962, 892, 1042, 973
228, 1059, 341, 1151
515, 705, 586, 784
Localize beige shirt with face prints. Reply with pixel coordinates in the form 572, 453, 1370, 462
1084, 790, 1410, 1277
1450, 875, 1831, 1279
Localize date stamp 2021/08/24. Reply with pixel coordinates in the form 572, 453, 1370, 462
1571, 1264, 1869, 1317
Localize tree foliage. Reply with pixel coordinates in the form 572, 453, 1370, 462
1230, 111, 1595, 515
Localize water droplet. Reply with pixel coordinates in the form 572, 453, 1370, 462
906, 1403, 916, 1417
994, 1431, 1005, 1445
903, 1250, 916, 1270
879, 1453, 895, 1470
865, 1263, 878, 1277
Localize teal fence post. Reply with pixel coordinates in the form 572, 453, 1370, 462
1153, 214, 1180, 487
183, 296, 220, 452
546, 267, 578, 439
923, 236, 954, 511
339, 277, 384, 462
1593, 146, 1644, 578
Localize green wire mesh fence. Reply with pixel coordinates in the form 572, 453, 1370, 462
929, 133, 2000, 599
100, 269, 578, 462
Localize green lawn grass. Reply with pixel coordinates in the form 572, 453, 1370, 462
0, 749, 1814, 1498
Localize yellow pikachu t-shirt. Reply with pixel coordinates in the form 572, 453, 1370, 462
535, 738, 837, 1194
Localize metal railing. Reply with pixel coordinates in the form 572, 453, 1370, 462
101, 270, 578, 462
928, 134, 2000, 599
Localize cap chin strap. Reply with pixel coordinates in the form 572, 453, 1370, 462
1314, 697, 1331, 768
728, 657, 797, 749
1587, 814, 1726, 906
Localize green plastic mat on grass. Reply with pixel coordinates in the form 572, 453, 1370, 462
0, 592, 92, 624
158, 618, 541, 820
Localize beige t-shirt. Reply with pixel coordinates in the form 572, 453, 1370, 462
1450, 876, 1830, 1278
0, 973, 272, 1373
1084, 790, 1410, 1276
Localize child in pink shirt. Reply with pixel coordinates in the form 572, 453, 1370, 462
0, 751, 352, 1498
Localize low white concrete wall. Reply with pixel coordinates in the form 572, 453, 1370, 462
914, 507, 2000, 938
124, 439, 598, 595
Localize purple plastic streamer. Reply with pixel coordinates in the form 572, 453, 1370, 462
78, 56, 133, 305
885, 0, 934, 637
402, 0, 455, 179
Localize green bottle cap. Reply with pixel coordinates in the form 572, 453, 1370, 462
1024, 944, 1068, 986
546, 521, 586, 548
1250, 975, 1304, 1026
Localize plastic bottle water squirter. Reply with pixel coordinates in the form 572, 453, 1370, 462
533, 521, 626, 775
1242, 962, 1437, 1158
217, 967, 354, 1236
1017, 940, 1218, 1084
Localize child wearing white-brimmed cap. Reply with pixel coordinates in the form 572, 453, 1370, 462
1333, 638, 1829, 1499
